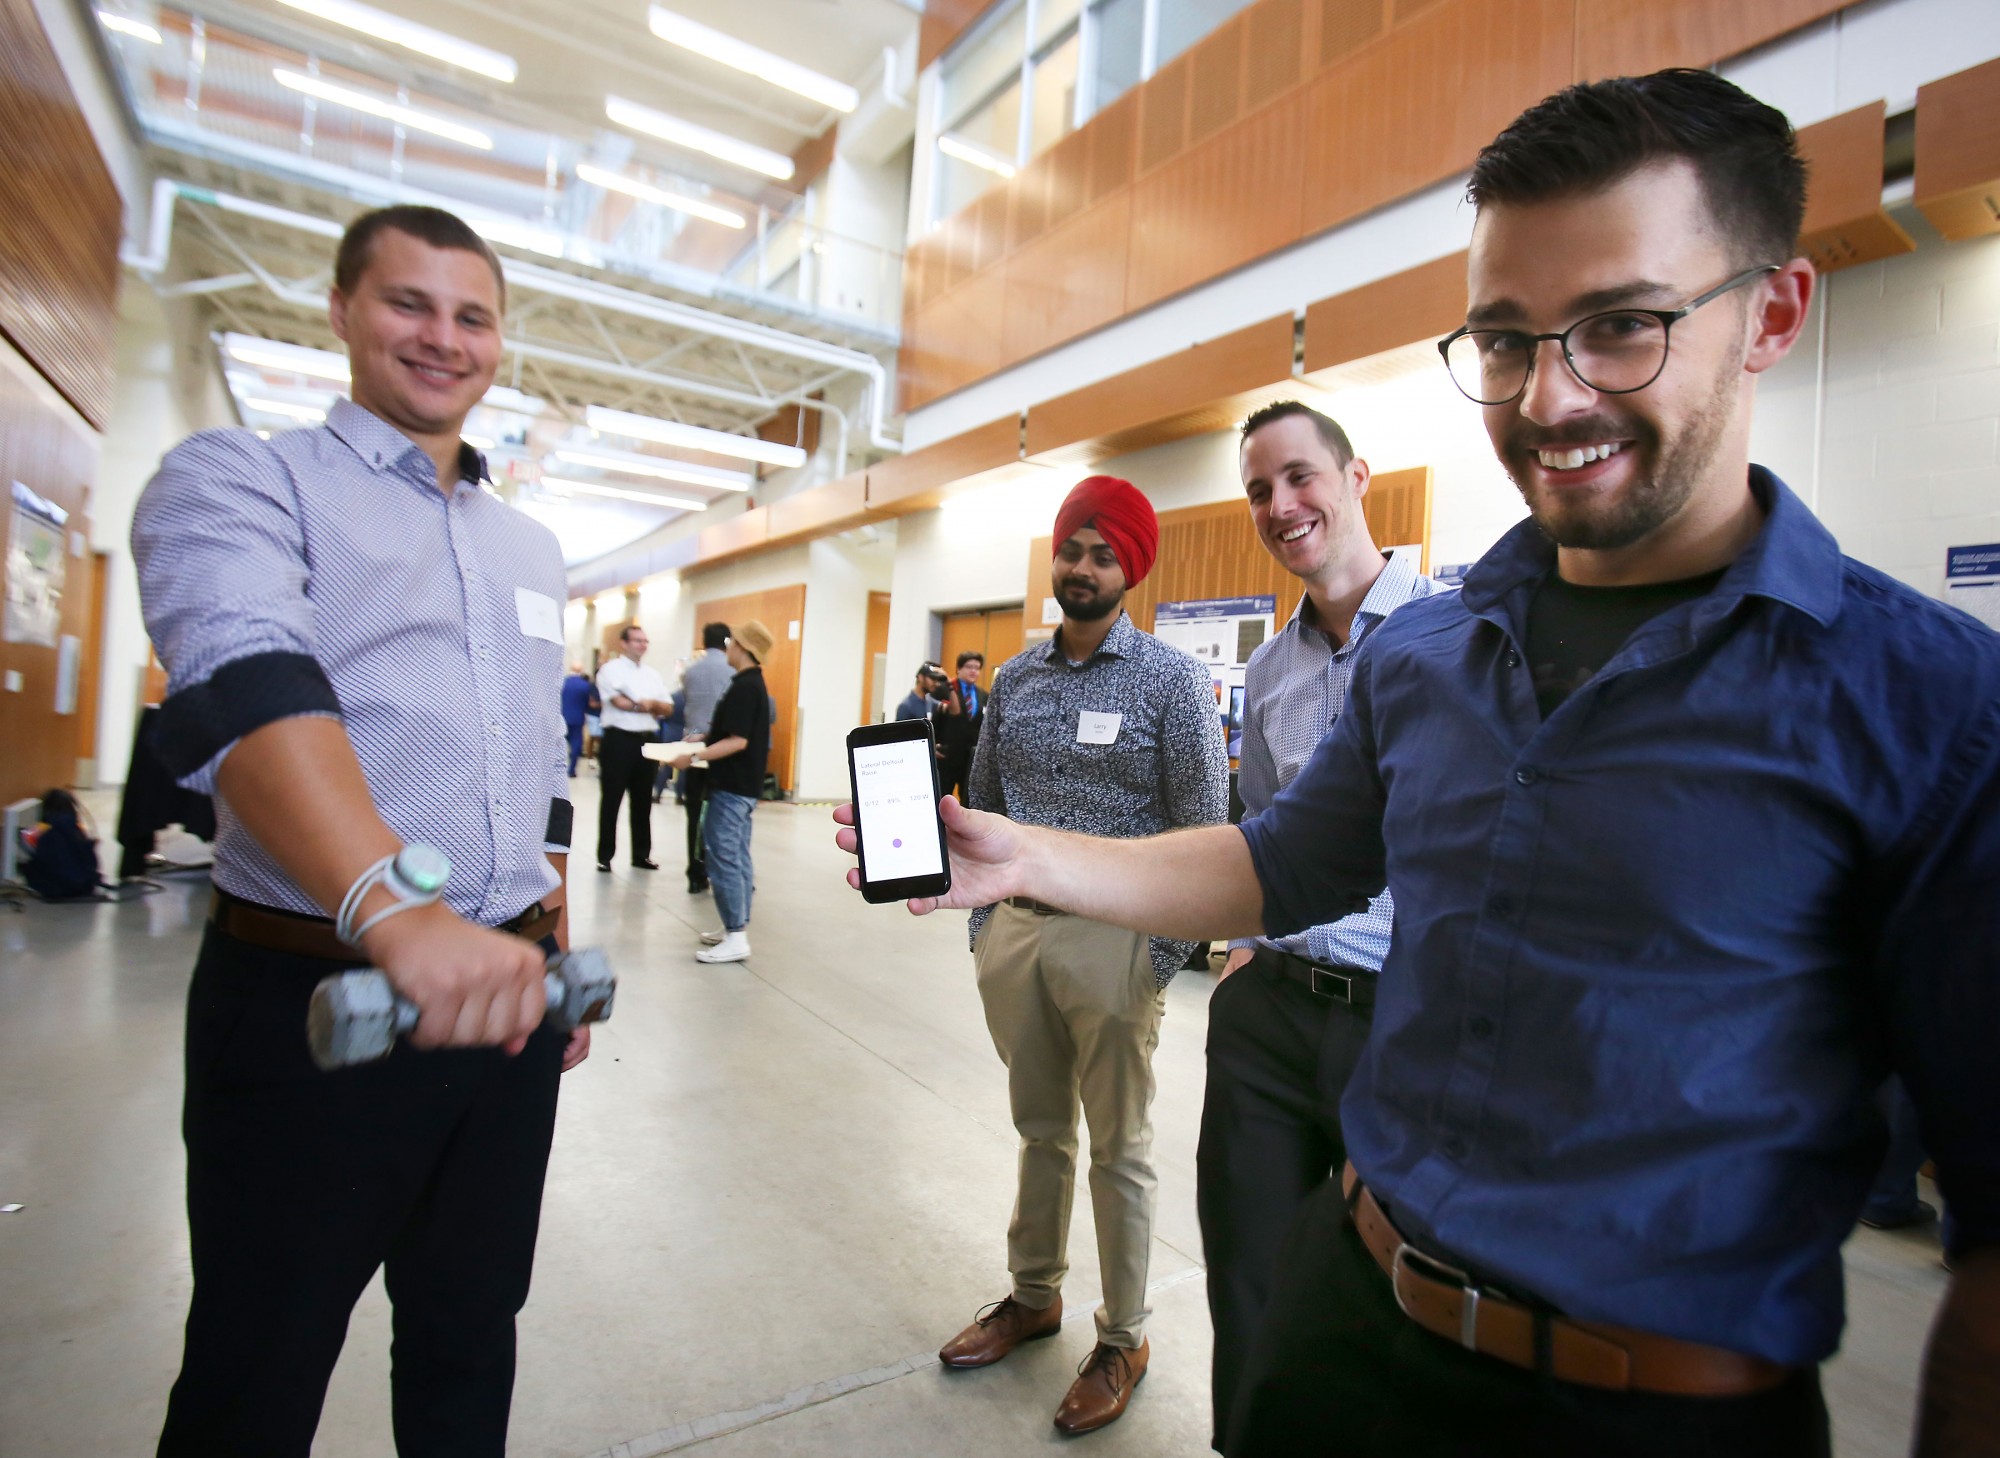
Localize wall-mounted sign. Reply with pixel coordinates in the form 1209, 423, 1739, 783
1945, 543, 2000, 632
6, 481, 68, 648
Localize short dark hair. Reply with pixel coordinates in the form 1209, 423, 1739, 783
701, 622, 730, 650
1240, 400, 1353, 466
955, 651, 984, 669
1467, 70, 1805, 268
619, 623, 644, 644
335, 205, 507, 308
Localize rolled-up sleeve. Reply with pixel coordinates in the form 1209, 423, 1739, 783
1877, 692, 2000, 1260
1239, 647, 1387, 938
130, 429, 340, 790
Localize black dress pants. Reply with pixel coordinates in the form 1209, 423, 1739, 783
1197, 958, 1373, 1451
596, 725, 654, 865
683, 765, 708, 883
938, 746, 974, 803
1225, 1179, 1831, 1458
156, 924, 563, 1458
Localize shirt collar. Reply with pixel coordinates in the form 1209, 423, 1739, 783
1284, 550, 1426, 645
1041, 610, 1137, 664
1458, 466, 1843, 630
325, 399, 491, 492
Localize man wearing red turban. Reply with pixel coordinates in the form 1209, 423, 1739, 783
934, 474, 1229, 1435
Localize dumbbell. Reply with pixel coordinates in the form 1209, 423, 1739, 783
308, 947, 616, 1070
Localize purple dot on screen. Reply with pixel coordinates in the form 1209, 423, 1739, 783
893, 838, 903, 848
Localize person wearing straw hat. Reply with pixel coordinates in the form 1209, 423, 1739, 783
656, 620, 775, 964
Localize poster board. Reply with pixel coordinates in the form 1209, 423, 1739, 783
1154, 595, 1276, 758
1945, 543, 2000, 632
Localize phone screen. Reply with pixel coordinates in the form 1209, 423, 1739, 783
852, 739, 944, 880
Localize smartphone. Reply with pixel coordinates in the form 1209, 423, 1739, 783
847, 719, 953, 904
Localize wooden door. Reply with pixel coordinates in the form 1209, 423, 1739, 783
74, 550, 109, 781
940, 605, 1026, 693
860, 590, 891, 725
692, 584, 807, 793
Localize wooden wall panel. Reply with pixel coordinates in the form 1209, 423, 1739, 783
1025, 314, 1296, 462
1300, 0, 1573, 242
689, 583, 807, 792
766, 473, 869, 546
0, 0, 122, 430
1794, 103, 1916, 272
1302, 250, 1467, 376
1314, 0, 1390, 71
0, 342, 100, 804
1126, 92, 1308, 311
1363, 466, 1432, 571
920, 0, 1004, 69
1914, 57, 2000, 243
919, 266, 1011, 398
866, 415, 1021, 513
1086, 91, 1139, 206
1574, 0, 1848, 82
1002, 190, 1134, 364
1246, 0, 1308, 100
696, 506, 770, 565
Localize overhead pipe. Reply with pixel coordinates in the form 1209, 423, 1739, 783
120, 177, 900, 456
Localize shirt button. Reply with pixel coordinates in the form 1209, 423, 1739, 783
1505, 649, 1521, 668
489, 724, 503, 737
1488, 893, 1516, 919
1469, 1017, 1495, 1039
1514, 767, 1538, 786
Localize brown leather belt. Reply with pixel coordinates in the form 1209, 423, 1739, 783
1341, 1163, 1795, 1397
1003, 896, 1068, 917
210, 890, 561, 961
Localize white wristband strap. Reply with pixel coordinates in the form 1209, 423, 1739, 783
335, 845, 451, 946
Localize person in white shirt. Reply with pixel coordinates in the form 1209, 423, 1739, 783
595, 625, 671, 872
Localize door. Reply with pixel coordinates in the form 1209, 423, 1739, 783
692, 584, 807, 793
860, 590, 891, 725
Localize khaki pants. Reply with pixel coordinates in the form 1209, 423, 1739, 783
973, 901, 1167, 1349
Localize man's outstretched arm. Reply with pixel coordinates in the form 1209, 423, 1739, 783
835, 794, 1266, 943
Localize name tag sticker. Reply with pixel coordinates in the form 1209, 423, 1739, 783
1077, 710, 1122, 745
515, 587, 564, 644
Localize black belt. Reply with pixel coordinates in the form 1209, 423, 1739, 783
211, 889, 559, 961
1250, 944, 1376, 1005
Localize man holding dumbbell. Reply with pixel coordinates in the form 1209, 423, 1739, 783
133, 205, 589, 1456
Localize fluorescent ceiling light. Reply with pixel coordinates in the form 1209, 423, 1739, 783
552, 447, 752, 491
605, 96, 793, 181
482, 385, 545, 415
97, 11, 162, 43
938, 134, 1017, 179
224, 335, 351, 381
646, 6, 856, 113
273, 0, 516, 81
585, 404, 806, 469
243, 397, 328, 422
273, 69, 493, 151
540, 476, 707, 511
465, 215, 565, 258
575, 163, 745, 229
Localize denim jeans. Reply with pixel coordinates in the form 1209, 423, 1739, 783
703, 789, 756, 932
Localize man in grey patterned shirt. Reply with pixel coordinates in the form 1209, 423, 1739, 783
936, 476, 1229, 1436
1198, 401, 1444, 1450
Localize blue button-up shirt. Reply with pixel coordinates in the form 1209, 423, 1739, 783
132, 400, 569, 927
1230, 548, 1443, 972
1242, 468, 2000, 1364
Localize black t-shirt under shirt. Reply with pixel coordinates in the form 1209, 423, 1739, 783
704, 665, 771, 797
1525, 566, 1727, 718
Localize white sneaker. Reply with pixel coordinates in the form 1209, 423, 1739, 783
695, 931, 750, 963
699, 928, 727, 945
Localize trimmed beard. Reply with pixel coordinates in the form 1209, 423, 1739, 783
1503, 358, 1737, 552
1058, 578, 1124, 623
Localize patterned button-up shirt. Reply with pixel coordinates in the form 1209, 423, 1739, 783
967, 612, 1230, 983
1232, 549, 1445, 972
131, 399, 570, 928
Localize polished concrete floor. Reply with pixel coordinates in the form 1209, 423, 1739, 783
0, 779, 1950, 1456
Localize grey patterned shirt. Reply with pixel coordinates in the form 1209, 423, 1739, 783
967, 611, 1230, 984
1231, 550, 1446, 972
131, 399, 569, 928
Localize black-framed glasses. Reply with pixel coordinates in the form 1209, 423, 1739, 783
1438, 265, 1779, 406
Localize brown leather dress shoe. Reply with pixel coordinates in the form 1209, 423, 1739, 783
1053, 1340, 1148, 1435
938, 1295, 1064, 1368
